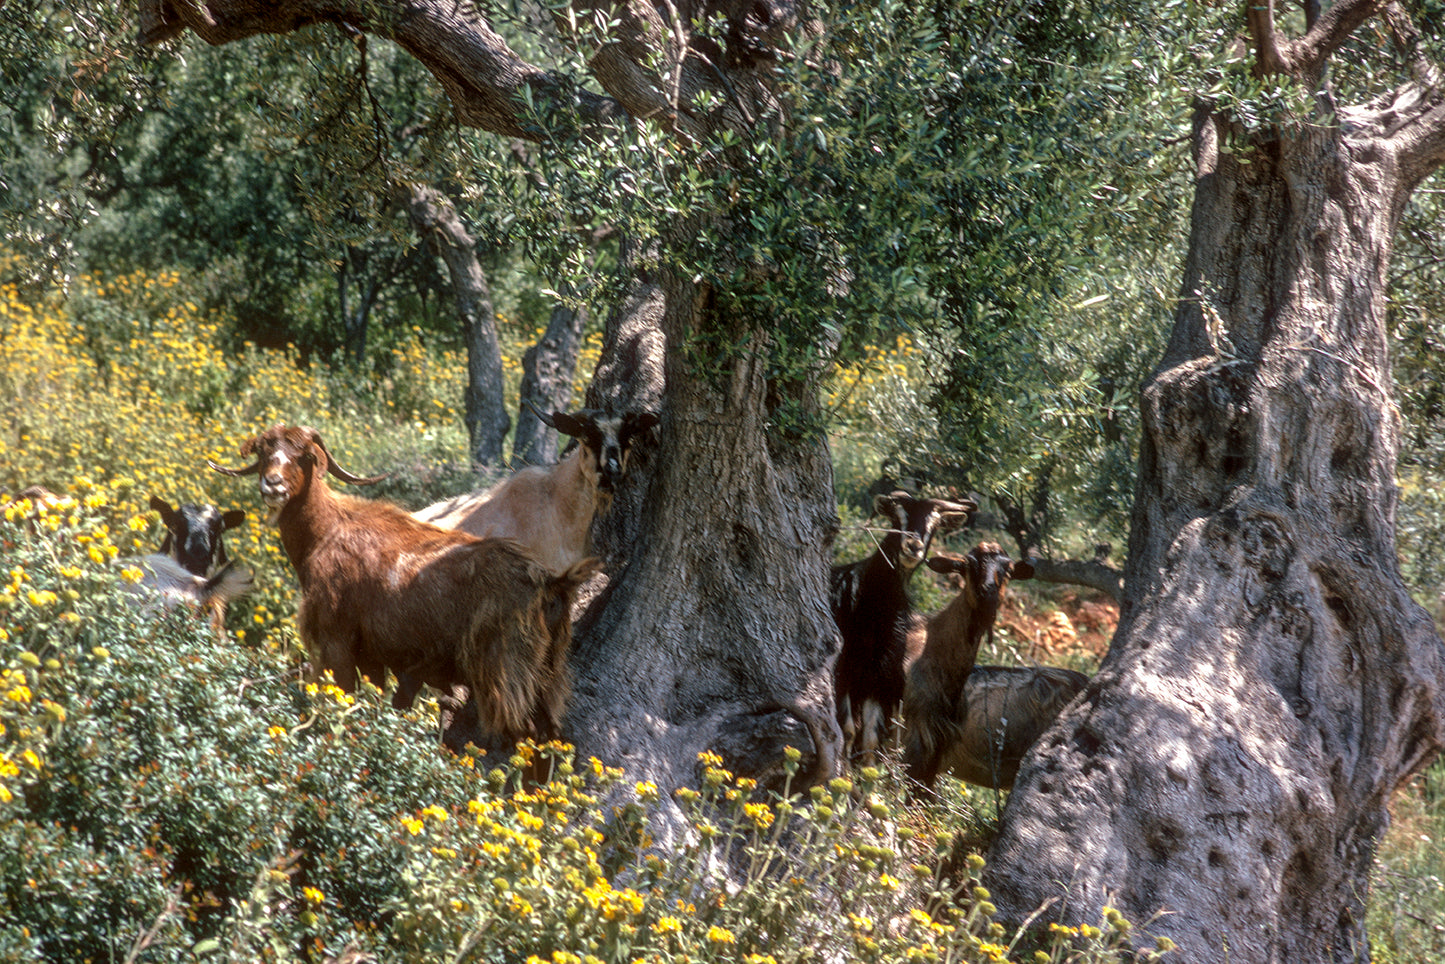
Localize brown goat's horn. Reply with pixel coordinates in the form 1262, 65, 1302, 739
306, 430, 389, 486
207, 458, 261, 477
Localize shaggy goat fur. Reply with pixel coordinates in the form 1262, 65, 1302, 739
211, 425, 597, 745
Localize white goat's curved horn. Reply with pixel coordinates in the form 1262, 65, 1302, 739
522, 397, 558, 428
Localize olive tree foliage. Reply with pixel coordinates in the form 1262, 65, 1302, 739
985, 2, 1445, 961
107, 0, 1185, 795
1393, 185, 1445, 603
813, 10, 1202, 590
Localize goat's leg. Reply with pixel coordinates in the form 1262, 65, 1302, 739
858, 699, 884, 768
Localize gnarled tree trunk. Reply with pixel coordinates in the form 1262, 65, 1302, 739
569, 252, 842, 791
986, 7, 1445, 960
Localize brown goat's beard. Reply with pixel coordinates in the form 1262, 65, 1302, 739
262, 496, 287, 526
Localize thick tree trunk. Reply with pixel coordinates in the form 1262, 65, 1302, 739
986, 103, 1445, 961
567, 259, 842, 794
395, 182, 510, 469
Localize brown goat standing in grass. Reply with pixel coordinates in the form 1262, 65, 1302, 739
902, 542, 1088, 791
210, 425, 598, 747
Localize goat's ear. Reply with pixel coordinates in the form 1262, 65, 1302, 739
1011, 558, 1037, 581
221, 509, 247, 531
871, 492, 898, 518
935, 505, 976, 535
149, 495, 176, 522
622, 411, 659, 441
926, 555, 963, 575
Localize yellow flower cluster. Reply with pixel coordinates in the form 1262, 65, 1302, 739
825, 333, 924, 420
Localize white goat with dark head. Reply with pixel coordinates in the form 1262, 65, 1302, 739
415, 404, 658, 574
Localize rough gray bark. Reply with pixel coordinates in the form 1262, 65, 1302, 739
394, 181, 510, 469
569, 257, 842, 792
514, 287, 588, 466
985, 6, 1445, 960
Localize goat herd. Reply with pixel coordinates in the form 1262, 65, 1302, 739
31, 409, 1090, 794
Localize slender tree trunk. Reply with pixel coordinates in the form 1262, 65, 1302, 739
987, 92, 1445, 964
514, 288, 587, 466
395, 181, 510, 469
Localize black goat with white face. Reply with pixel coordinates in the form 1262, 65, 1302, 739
122, 496, 253, 636
150, 495, 246, 577
829, 490, 976, 766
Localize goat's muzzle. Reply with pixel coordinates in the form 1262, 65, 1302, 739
258, 474, 290, 524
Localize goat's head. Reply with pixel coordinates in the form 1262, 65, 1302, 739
208, 425, 387, 523
149, 495, 246, 576
529, 403, 660, 492
927, 542, 1035, 610
872, 491, 976, 575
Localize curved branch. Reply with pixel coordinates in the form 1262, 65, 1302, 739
1290, 0, 1389, 77
137, 0, 625, 140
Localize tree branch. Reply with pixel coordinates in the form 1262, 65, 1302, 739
1247, 0, 1388, 81
1290, 0, 1389, 78
1026, 556, 1124, 601
1247, 0, 1289, 77
136, 0, 626, 140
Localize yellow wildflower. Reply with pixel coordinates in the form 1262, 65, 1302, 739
706, 925, 735, 945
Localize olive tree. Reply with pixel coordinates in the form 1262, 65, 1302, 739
94, 0, 1445, 956
986, 3, 1445, 960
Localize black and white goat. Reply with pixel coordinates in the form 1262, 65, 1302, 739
124, 495, 254, 635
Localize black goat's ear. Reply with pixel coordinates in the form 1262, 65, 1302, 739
1012, 559, 1037, 581
871, 491, 904, 518
548, 411, 592, 440
622, 411, 659, 441
926, 555, 963, 575
149, 495, 179, 528
221, 509, 247, 531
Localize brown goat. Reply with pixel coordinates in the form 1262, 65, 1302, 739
210, 425, 598, 746
902, 542, 1087, 791
830, 491, 976, 766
